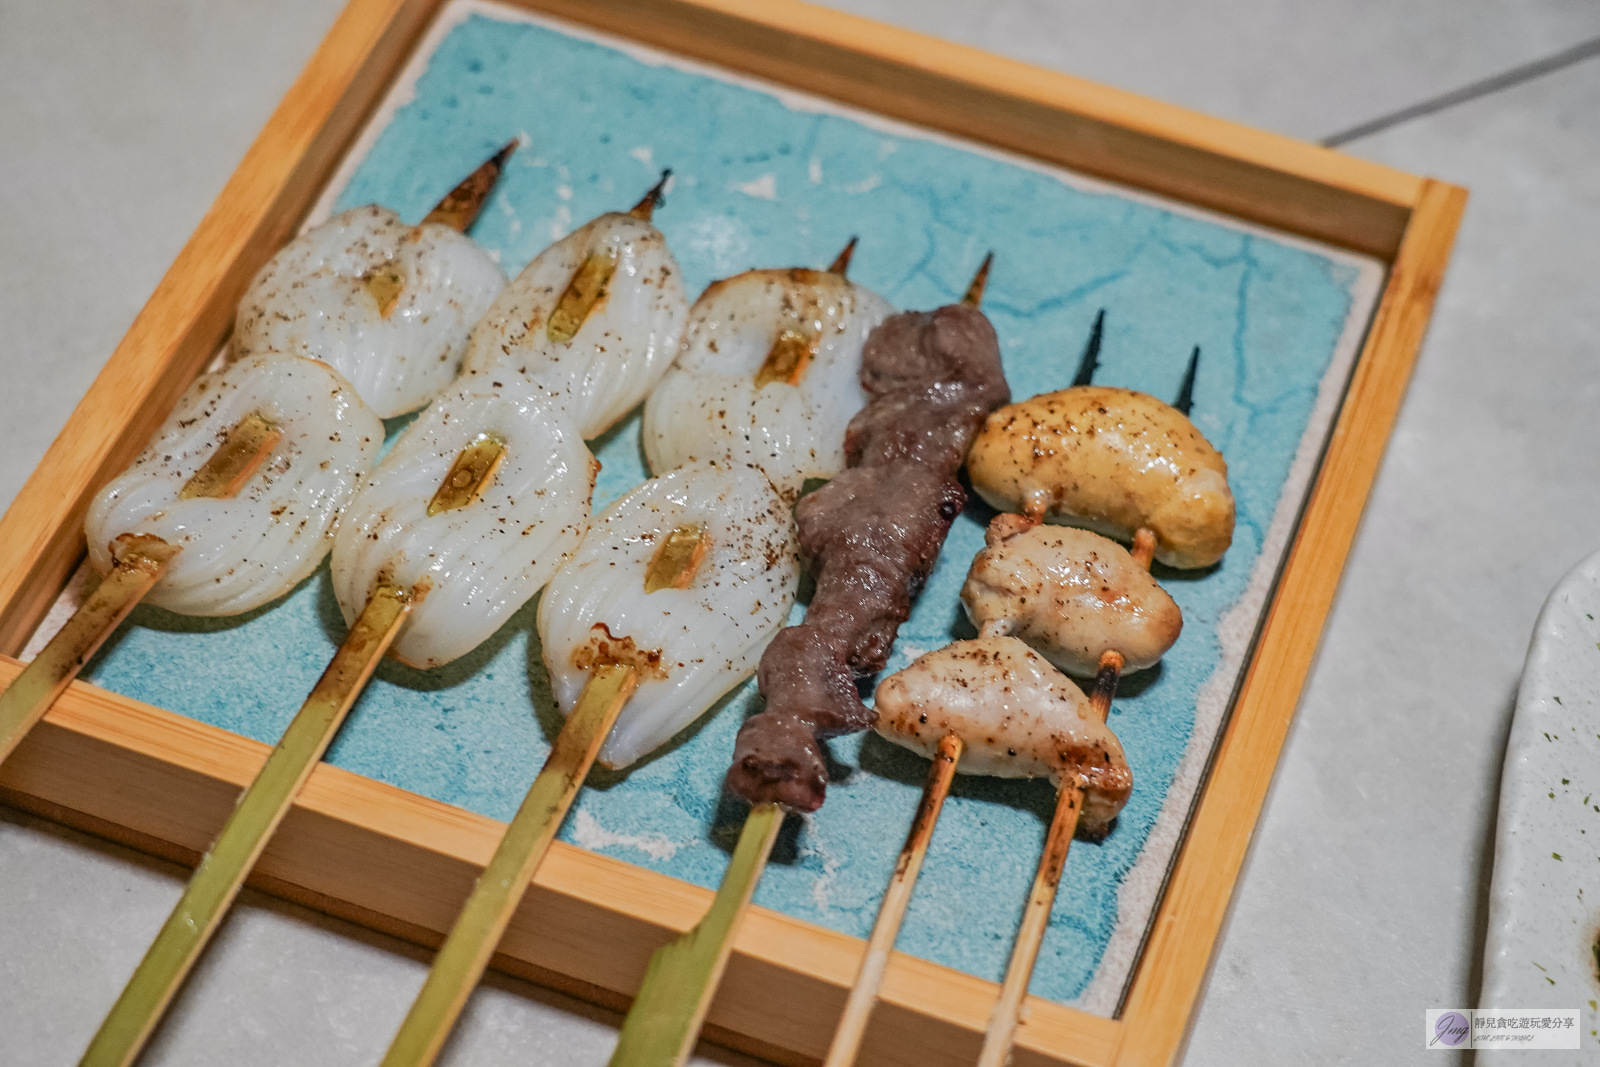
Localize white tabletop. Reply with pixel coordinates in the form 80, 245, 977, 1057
4, 1, 1600, 1063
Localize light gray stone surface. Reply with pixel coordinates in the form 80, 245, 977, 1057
3, 0, 1599, 1064
1182, 54, 1600, 1064
822, 0, 1600, 140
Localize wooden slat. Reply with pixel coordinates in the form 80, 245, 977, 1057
511, 0, 1420, 257
0, 0, 436, 657
0, 658, 1120, 1067
1112, 178, 1468, 1065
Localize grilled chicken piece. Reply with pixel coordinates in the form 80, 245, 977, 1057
963, 517, 1181, 677
874, 636, 1131, 837
967, 385, 1234, 569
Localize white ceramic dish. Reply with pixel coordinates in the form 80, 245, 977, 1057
1480, 549, 1600, 1060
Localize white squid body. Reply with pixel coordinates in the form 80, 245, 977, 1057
331, 379, 596, 669
234, 205, 507, 418
84, 355, 382, 616
463, 212, 688, 439
641, 268, 893, 499
537, 461, 799, 769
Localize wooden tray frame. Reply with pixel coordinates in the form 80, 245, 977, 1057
0, 2, 1465, 1064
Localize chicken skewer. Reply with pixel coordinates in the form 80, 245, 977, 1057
609, 257, 1009, 1067
80, 178, 683, 1067
827, 322, 1230, 1066
973, 335, 1225, 1067
380, 239, 869, 1067
0, 146, 517, 769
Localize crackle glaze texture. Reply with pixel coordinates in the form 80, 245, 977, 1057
79, 4, 1376, 1008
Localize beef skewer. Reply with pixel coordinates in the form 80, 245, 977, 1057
0, 145, 518, 770
608, 256, 1009, 1067
377, 235, 874, 1067
78, 177, 684, 1067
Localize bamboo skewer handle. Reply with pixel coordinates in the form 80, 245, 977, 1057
1, 408, 290, 768
977, 525, 1153, 1066
0, 535, 178, 766
79, 582, 419, 1067
609, 802, 785, 1067
823, 733, 963, 1067
381, 664, 639, 1067
975, 775, 1086, 1067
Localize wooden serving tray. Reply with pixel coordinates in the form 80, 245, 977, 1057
0, 2, 1464, 1065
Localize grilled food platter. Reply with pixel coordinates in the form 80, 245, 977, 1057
0, 2, 1464, 1065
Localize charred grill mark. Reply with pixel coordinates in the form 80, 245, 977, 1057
571, 622, 669, 680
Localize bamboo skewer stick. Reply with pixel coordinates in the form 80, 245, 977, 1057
608, 801, 785, 1067
629, 170, 671, 221
80, 580, 423, 1067
963, 252, 993, 306
422, 140, 520, 232
823, 733, 962, 1067
381, 519, 712, 1067
0, 408, 286, 768
976, 526, 1152, 1067
0, 535, 178, 764
381, 664, 638, 1067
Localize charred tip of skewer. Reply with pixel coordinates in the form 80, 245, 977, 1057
423, 139, 521, 233
827, 236, 859, 276
489, 137, 521, 170
1173, 345, 1200, 416
629, 169, 672, 220
1088, 649, 1125, 720
1071, 308, 1105, 387
962, 252, 994, 306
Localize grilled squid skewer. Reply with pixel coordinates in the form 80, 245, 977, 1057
464, 174, 687, 439
0, 354, 381, 770
234, 144, 517, 419
331, 378, 596, 669
85, 355, 383, 616
642, 244, 893, 499
380, 461, 796, 1067
539, 460, 799, 769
